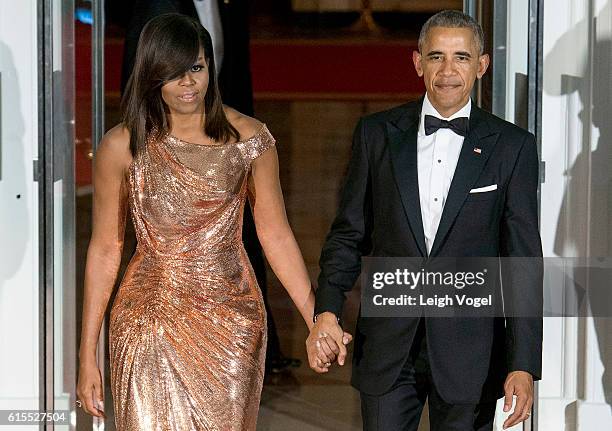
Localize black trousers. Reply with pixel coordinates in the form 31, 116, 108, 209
360, 319, 497, 431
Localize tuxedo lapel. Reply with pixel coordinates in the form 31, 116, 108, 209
387, 101, 428, 257
429, 106, 500, 257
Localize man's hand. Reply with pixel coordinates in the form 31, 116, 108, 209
306, 312, 351, 372
502, 371, 534, 429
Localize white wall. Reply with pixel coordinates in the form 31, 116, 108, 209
539, 0, 612, 429
0, 0, 40, 423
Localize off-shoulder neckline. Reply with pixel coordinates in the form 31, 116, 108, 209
165, 123, 267, 147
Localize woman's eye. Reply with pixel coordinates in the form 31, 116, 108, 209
191, 65, 204, 72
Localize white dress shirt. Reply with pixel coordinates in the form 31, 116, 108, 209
417, 93, 471, 254
193, 0, 224, 76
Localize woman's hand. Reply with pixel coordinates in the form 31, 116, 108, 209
306, 331, 354, 372
306, 314, 354, 373
76, 361, 105, 418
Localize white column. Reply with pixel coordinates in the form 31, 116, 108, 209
0, 0, 40, 426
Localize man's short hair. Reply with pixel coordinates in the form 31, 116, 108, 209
418, 10, 485, 55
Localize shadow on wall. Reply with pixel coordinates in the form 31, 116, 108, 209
0, 41, 28, 290
544, 0, 612, 416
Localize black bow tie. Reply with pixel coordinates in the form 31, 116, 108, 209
424, 115, 469, 137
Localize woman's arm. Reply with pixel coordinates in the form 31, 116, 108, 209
248, 147, 315, 329
249, 146, 351, 373
77, 126, 131, 416
80, 126, 131, 360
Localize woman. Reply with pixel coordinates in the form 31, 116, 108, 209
76, 13, 349, 430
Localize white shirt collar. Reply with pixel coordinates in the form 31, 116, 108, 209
418, 93, 472, 136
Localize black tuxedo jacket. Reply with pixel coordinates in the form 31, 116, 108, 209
315, 98, 543, 404
121, 0, 254, 116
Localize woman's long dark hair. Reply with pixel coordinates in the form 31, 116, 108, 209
121, 13, 239, 157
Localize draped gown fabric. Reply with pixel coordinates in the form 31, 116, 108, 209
109, 125, 276, 430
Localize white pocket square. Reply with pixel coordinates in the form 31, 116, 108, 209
469, 184, 497, 193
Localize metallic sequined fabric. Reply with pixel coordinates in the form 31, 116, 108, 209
109, 125, 275, 430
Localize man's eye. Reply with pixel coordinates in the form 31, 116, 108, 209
457, 56, 469, 61
430, 55, 442, 61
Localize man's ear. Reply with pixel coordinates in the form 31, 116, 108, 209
477, 53, 490, 79
413, 51, 424, 77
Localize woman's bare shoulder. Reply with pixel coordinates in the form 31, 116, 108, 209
223, 106, 264, 141
96, 123, 132, 171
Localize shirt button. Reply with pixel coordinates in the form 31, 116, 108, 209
434, 198, 438, 202
438, 159, 442, 163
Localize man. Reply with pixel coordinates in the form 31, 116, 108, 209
307, 10, 543, 431
121, 0, 298, 374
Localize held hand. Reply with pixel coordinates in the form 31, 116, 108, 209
306, 312, 350, 372
76, 361, 106, 418
306, 331, 352, 373
315, 330, 353, 362
502, 371, 534, 429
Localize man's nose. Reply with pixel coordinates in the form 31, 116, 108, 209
439, 58, 456, 75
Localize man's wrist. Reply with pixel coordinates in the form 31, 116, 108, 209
508, 370, 534, 379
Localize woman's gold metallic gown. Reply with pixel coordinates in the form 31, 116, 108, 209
109, 125, 275, 430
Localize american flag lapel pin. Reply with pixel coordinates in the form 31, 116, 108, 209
473, 147, 482, 154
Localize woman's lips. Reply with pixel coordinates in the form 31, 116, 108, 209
178, 92, 197, 102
